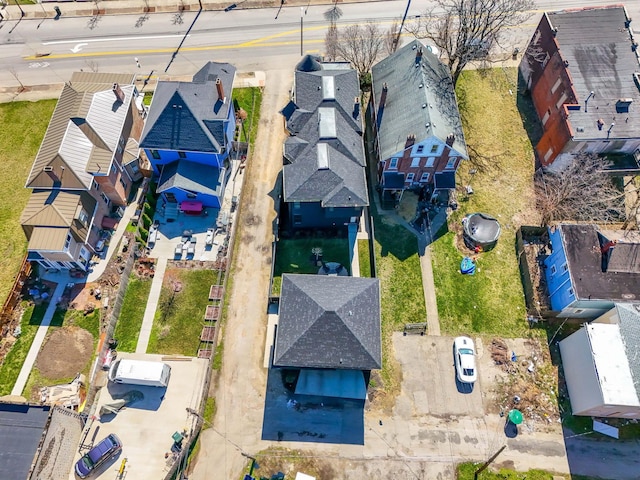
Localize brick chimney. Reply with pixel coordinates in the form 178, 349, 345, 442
216, 78, 225, 103
112, 83, 125, 103
446, 133, 455, 146
415, 47, 423, 66
353, 96, 360, 119
405, 134, 416, 149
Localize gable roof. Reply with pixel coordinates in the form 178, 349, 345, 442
157, 160, 224, 197
371, 39, 467, 161
544, 6, 640, 141
281, 59, 368, 207
25, 72, 136, 189
21, 189, 97, 244
273, 274, 381, 370
140, 62, 236, 153
559, 224, 640, 302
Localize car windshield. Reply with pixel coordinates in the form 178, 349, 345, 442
81, 455, 95, 469
463, 368, 475, 376
458, 348, 474, 355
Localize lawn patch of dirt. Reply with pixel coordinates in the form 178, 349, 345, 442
36, 327, 93, 379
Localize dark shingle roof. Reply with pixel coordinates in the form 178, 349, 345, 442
140, 62, 236, 153
157, 160, 224, 197
274, 274, 381, 370
546, 7, 640, 141
371, 39, 467, 160
560, 224, 640, 302
616, 303, 640, 398
281, 62, 368, 207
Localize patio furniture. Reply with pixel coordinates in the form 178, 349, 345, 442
205, 228, 215, 246
187, 240, 196, 255
174, 243, 183, 257
148, 225, 159, 246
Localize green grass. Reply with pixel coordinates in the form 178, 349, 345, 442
114, 276, 152, 352
202, 397, 216, 430
20, 308, 100, 399
0, 100, 57, 307
272, 238, 351, 295
143, 91, 153, 106
372, 213, 425, 394
212, 340, 224, 370
147, 269, 218, 355
457, 462, 576, 480
357, 239, 371, 277
233, 87, 263, 148
0, 304, 47, 396
430, 68, 534, 337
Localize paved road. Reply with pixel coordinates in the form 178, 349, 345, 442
1, 0, 636, 89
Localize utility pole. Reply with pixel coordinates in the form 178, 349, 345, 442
393, 0, 412, 52
474, 445, 507, 480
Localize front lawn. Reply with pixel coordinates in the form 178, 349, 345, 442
0, 100, 57, 306
430, 68, 537, 337
147, 268, 219, 355
272, 237, 350, 295
234, 87, 263, 148
114, 276, 153, 352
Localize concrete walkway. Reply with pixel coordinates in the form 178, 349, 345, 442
135, 257, 168, 354
11, 282, 67, 396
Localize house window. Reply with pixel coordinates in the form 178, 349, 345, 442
64, 234, 71, 251
117, 145, 123, 155
78, 209, 89, 226
568, 287, 574, 297
178, 151, 187, 159
411, 157, 420, 167
420, 172, 430, 182
551, 77, 562, 94
101, 192, 110, 206
426, 157, 435, 167
389, 158, 399, 169
550, 265, 557, 275
430, 144, 438, 154
110, 163, 117, 175
150, 150, 161, 160
406, 173, 415, 182
119, 178, 127, 191
416, 145, 424, 154
562, 263, 568, 272
293, 202, 301, 210
544, 148, 554, 162
293, 214, 302, 225
93, 181, 100, 191
445, 157, 456, 169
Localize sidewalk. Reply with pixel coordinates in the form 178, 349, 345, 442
135, 256, 167, 353
0, 0, 386, 21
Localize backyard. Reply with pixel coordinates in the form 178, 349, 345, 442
114, 276, 152, 352
430, 67, 540, 337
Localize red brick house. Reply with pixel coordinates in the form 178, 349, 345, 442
370, 40, 468, 201
520, 6, 640, 171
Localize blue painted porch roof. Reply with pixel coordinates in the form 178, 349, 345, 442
157, 160, 224, 198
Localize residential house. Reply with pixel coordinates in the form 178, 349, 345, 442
370, 39, 468, 201
543, 224, 640, 318
21, 72, 145, 271
559, 303, 640, 418
139, 62, 237, 212
520, 6, 640, 171
280, 56, 368, 229
272, 274, 381, 401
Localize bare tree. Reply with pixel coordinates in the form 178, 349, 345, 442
534, 154, 626, 226
409, 0, 533, 85
324, 23, 339, 62
384, 19, 402, 55
326, 22, 384, 78
8, 67, 25, 93
84, 60, 100, 73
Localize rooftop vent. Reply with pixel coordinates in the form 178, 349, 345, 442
597, 118, 605, 130
616, 98, 633, 113
576, 126, 585, 132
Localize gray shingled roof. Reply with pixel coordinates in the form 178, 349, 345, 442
371, 39, 467, 161
157, 160, 224, 197
615, 303, 640, 401
274, 274, 381, 370
560, 224, 640, 302
547, 7, 640, 141
140, 62, 236, 153
281, 61, 368, 207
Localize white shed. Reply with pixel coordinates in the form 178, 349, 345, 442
559, 303, 640, 418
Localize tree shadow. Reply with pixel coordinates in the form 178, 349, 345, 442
516, 70, 543, 169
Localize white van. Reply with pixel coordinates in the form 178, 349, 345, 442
108, 359, 171, 388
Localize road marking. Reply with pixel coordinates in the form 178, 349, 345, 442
28, 62, 50, 68
42, 34, 188, 46
70, 43, 89, 53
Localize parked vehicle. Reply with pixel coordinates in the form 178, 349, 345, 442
108, 359, 171, 387
74, 434, 122, 478
454, 336, 477, 384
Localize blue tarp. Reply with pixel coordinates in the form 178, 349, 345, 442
461, 257, 476, 275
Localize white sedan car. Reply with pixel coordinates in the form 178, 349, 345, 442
454, 336, 477, 384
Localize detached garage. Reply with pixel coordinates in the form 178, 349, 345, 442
272, 274, 381, 402
559, 303, 640, 418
